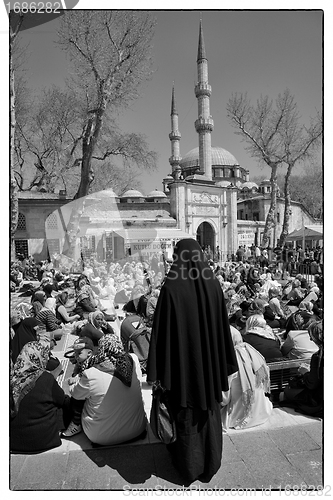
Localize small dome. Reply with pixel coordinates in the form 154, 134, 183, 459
163, 174, 174, 180
241, 181, 258, 190
121, 189, 144, 198
215, 180, 232, 187
180, 146, 239, 169
147, 190, 167, 198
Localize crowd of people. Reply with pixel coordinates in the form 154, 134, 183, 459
10, 241, 323, 483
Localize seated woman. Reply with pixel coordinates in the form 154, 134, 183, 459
246, 267, 261, 296
243, 314, 284, 362
43, 283, 57, 313
31, 291, 64, 340
79, 310, 115, 346
286, 280, 306, 306
74, 277, 99, 319
281, 324, 318, 360
221, 326, 273, 430
120, 313, 151, 374
284, 310, 312, 338
10, 309, 40, 364
299, 285, 319, 307
10, 308, 60, 372
268, 287, 286, 320
55, 291, 81, 323
10, 338, 71, 453
68, 334, 147, 446
298, 302, 318, 326
249, 296, 286, 330
74, 277, 114, 321
281, 321, 323, 418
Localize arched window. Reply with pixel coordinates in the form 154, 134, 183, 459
17, 213, 26, 231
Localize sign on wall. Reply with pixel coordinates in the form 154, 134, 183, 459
238, 232, 255, 247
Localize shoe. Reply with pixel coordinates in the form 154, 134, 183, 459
61, 422, 82, 437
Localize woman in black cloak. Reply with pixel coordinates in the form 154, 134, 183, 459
147, 239, 238, 483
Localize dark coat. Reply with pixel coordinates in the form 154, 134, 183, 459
243, 333, 284, 362
10, 372, 68, 453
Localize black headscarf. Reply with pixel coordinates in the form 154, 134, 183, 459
147, 239, 238, 411
11, 318, 40, 364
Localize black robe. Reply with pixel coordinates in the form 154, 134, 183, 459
147, 239, 238, 483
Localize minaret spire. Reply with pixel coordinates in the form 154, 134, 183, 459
197, 19, 207, 62
169, 83, 182, 178
171, 83, 177, 115
194, 20, 214, 180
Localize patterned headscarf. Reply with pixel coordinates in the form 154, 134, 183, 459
245, 314, 276, 340
93, 334, 133, 387
10, 340, 50, 417
76, 283, 91, 302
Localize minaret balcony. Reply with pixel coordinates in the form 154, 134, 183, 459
169, 131, 181, 140
195, 82, 212, 98
195, 117, 214, 132
169, 155, 182, 165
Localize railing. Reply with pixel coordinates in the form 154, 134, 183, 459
267, 358, 311, 393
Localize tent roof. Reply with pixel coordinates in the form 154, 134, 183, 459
286, 225, 323, 241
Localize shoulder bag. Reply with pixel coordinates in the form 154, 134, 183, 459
150, 381, 177, 445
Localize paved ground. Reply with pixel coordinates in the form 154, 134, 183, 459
10, 407, 323, 491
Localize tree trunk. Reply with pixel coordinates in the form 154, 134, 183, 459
261, 164, 278, 248
278, 163, 293, 247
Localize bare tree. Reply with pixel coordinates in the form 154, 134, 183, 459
14, 86, 157, 197
58, 10, 157, 200
14, 87, 82, 193
278, 112, 322, 246
278, 163, 323, 221
227, 89, 322, 247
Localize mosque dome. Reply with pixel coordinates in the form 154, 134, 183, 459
241, 181, 258, 190
121, 189, 144, 198
180, 146, 239, 169
147, 190, 167, 198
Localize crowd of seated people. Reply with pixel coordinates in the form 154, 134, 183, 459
10, 249, 324, 453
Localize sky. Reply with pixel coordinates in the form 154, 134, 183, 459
3, 8, 323, 195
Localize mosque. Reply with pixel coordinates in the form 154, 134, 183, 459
14, 21, 316, 263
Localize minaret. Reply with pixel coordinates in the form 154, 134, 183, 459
194, 20, 214, 180
169, 84, 182, 178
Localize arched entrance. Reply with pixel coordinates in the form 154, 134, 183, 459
196, 221, 215, 252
